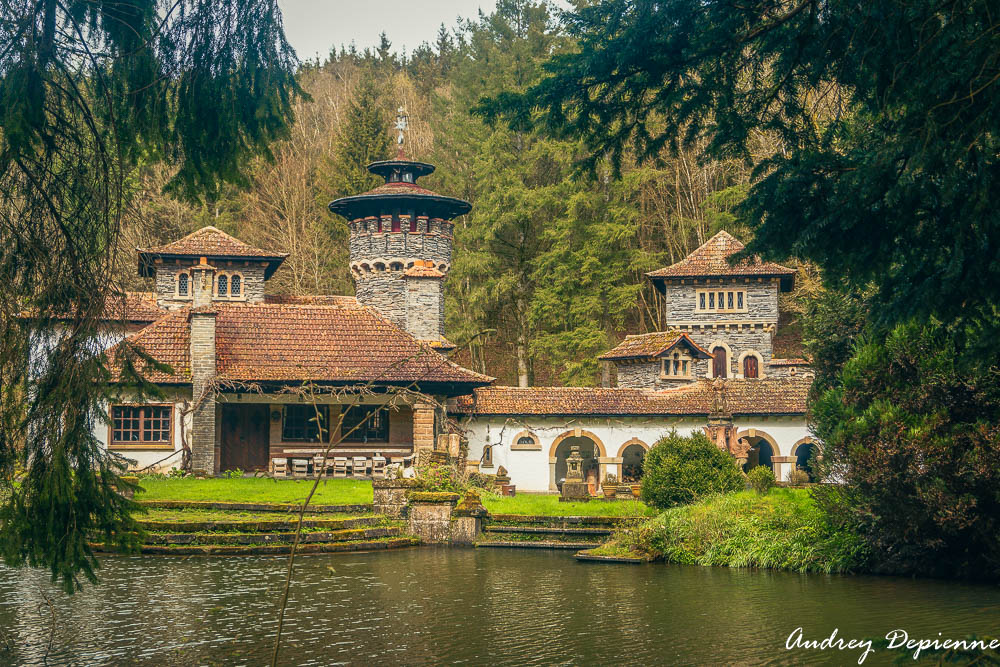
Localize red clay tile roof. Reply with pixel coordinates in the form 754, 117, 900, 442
263, 295, 358, 306
139, 226, 287, 259
453, 378, 809, 416
108, 310, 192, 383
769, 358, 811, 366
647, 231, 794, 280
404, 264, 445, 278
44, 291, 165, 324
599, 332, 711, 361
107, 301, 492, 390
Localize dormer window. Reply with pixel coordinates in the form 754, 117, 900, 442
661, 351, 692, 378
176, 272, 189, 297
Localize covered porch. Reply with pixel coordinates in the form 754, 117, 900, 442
214, 392, 437, 477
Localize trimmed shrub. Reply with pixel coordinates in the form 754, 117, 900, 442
640, 430, 744, 509
747, 465, 776, 495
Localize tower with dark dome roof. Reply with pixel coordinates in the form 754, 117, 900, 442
328, 109, 470, 348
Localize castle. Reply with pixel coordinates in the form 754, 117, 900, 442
85, 144, 816, 490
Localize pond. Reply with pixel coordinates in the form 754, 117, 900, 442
1, 548, 998, 665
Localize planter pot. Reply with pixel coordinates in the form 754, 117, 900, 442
631, 484, 641, 498
602, 487, 616, 500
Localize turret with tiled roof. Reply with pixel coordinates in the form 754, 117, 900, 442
328, 108, 469, 349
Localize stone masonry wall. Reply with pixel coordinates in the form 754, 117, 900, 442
155, 261, 266, 310
405, 276, 444, 341
349, 216, 453, 339
189, 312, 217, 475
686, 326, 773, 378
663, 280, 779, 324
354, 272, 408, 329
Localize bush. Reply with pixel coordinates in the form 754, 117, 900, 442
640, 430, 744, 509
786, 468, 810, 486
747, 466, 776, 495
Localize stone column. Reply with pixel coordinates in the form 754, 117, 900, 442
413, 401, 436, 454
189, 261, 217, 475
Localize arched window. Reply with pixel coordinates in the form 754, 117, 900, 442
712, 346, 728, 378
217, 274, 228, 297
743, 354, 759, 378
230, 273, 242, 298
511, 430, 541, 451
177, 272, 189, 297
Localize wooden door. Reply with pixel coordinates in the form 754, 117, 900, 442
744, 354, 759, 378
220, 404, 270, 472
712, 347, 728, 378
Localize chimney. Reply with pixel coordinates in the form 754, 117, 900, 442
189, 258, 217, 475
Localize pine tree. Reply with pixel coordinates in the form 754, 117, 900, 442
0, 0, 301, 592
328, 69, 392, 198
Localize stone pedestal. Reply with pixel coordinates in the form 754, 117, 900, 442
559, 482, 591, 502
373, 478, 421, 518
407, 492, 460, 543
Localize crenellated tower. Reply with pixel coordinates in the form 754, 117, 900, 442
328, 110, 471, 348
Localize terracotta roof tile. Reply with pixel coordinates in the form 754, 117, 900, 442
404, 264, 445, 278
769, 358, 811, 366
45, 291, 165, 324
599, 331, 711, 361
139, 226, 287, 259
108, 310, 191, 383
107, 301, 492, 389
453, 378, 809, 416
263, 295, 358, 306
647, 231, 794, 280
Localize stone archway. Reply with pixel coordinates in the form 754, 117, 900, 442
736, 428, 780, 473
616, 438, 648, 483
792, 437, 820, 481
549, 429, 607, 492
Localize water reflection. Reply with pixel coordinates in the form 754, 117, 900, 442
1, 548, 998, 665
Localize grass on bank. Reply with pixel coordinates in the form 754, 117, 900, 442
133, 476, 373, 505
481, 491, 656, 518
594, 488, 865, 573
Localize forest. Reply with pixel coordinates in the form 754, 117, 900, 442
119, 1, 816, 387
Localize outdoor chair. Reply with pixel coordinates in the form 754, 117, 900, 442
313, 455, 329, 478
371, 456, 387, 479
271, 458, 288, 478
333, 457, 348, 477
352, 456, 370, 478
291, 458, 309, 478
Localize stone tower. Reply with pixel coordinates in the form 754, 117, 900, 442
328, 117, 471, 347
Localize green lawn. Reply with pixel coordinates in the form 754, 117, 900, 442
134, 477, 373, 505
481, 491, 656, 517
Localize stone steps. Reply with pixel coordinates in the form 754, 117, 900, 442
136, 516, 382, 533
483, 525, 612, 537
106, 536, 420, 556
137, 500, 373, 514
475, 540, 598, 550
142, 526, 401, 546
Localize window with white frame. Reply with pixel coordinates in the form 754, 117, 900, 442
661, 351, 693, 378
696, 288, 747, 313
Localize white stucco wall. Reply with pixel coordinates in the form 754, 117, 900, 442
94, 390, 192, 473
460, 414, 812, 491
